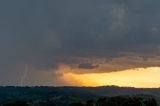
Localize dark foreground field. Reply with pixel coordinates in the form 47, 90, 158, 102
0, 86, 159, 106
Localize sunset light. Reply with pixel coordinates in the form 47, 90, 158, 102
60, 67, 160, 88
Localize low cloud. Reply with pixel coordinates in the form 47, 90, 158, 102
78, 63, 99, 69
0, 0, 160, 85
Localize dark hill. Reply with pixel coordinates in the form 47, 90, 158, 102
0, 86, 159, 106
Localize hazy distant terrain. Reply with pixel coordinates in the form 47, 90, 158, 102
0, 86, 159, 106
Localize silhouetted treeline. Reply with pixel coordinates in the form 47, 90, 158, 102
2, 96, 157, 106
0, 86, 159, 106
69, 96, 158, 106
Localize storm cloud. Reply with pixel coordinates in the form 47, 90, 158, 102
0, 0, 160, 85
78, 63, 99, 69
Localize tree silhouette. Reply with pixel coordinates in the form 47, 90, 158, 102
96, 96, 158, 106
86, 100, 94, 106
69, 102, 85, 106
144, 98, 158, 106
4, 101, 29, 106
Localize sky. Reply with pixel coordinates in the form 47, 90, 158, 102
0, 0, 160, 87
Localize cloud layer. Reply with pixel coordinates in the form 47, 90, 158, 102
0, 0, 160, 85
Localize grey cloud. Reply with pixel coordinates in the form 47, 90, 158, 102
0, 0, 160, 85
78, 63, 99, 69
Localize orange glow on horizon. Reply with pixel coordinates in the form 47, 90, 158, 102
58, 65, 160, 88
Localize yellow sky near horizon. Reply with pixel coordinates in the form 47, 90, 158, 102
58, 66, 160, 88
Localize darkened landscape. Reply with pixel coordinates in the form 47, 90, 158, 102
0, 86, 159, 106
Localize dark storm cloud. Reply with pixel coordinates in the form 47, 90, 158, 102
0, 0, 160, 85
78, 63, 99, 69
